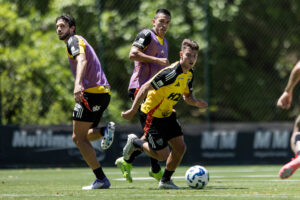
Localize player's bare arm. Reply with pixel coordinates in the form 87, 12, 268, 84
74, 53, 87, 103
183, 92, 208, 109
285, 61, 300, 93
129, 46, 169, 66
122, 81, 154, 120
277, 61, 300, 109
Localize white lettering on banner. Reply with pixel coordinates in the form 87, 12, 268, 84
11, 129, 105, 161
272, 130, 289, 149
12, 130, 74, 148
219, 131, 237, 149
253, 131, 272, 149
201, 131, 218, 149
201, 131, 237, 150
253, 130, 290, 149
253, 130, 291, 158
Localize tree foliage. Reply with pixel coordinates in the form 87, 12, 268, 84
1, 0, 300, 125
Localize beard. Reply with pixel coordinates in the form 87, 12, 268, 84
58, 30, 71, 40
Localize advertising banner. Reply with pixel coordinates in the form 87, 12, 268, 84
0, 123, 294, 168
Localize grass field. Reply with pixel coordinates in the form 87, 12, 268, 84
1, 165, 300, 200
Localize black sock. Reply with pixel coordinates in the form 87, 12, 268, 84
93, 167, 106, 180
125, 150, 142, 163
161, 169, 174, 183
150, 158, 161, 173
132, 139, 145, 149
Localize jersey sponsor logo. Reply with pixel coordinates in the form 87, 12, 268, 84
92, 105, 101, 112
138, 38, 145, 44
71, 46, 79, 55
167, 93, 181, 101
153, 80, 164, 89
157, 80, 164, 87
156, 138, 164, 146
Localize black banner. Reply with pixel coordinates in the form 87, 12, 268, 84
0, 123, 294, 168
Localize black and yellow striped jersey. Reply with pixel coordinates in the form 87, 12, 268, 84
141, 61, 193, 118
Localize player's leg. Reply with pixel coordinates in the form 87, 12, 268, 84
158, 113, 184, 189
279, 115, 300, 179
157, 136, 185, 190
139, 111, 163, 179
73, 121, 99, 169
115, 109, 144, 182
73, 93, 111, 189
117, 133, 168, 182
137, 135, 163, 181
87, 127, 105, 141
72, 120, 110, 189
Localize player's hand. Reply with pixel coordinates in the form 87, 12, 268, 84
195, 99, 208, 109
74, 85, 84, 103
121, 109, 136, 120
157, 58, 170, 66
277, 91, 292, 109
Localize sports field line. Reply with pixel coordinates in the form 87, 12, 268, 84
113, 175, 300, 181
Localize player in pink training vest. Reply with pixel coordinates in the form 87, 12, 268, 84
56, 14, 115, 189
115, 9, 171, 183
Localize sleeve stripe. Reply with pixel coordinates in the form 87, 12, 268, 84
165, 70, 176, 81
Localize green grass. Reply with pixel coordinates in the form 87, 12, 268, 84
1, 165, 300, 200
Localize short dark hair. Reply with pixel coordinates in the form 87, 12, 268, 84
155, 9, 171, 18
56, 14, 76, 33
181, 39, 199, 51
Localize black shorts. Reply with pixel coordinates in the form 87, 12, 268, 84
139, 111, 183, 150
72, 92, 110, 128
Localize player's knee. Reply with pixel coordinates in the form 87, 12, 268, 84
72, 134, 79, 144
72, 133, 85, 145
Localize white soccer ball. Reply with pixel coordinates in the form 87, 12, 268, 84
185, 165, 209, 189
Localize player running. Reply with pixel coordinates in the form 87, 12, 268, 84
115, 9, 171, 183
56, 14, 115, 189
277, 61, 300, 179
121, 39, 208, 189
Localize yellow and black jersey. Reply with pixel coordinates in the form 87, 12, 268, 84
140, 62, 193, 118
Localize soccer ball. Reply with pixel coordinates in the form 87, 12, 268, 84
185, 165, 209, 189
